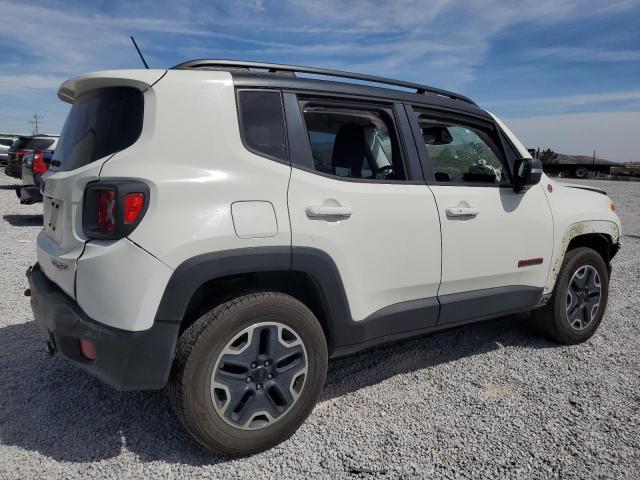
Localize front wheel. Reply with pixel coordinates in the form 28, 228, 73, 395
168, 292, 328, 455
533, 247, 609, 344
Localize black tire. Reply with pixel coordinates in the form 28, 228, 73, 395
168, 292, 328, 455
533, 247, 609, 344
575, 167, 588, 179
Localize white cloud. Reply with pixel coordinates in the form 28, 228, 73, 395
0, 75, 68, 92
0, 0, 639, 133
525, 47, 640, 62
486, 89, 640, 110
504, 111, 640, 162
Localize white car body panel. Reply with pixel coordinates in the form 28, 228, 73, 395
103, 70, 292, 268
494, 112, 621, 295
35, 69, 622, 334
430, 183, 554, 296
76, 238, 173, 331
288, 170, 442, 322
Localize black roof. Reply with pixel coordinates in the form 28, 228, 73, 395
171, 59, 486, 117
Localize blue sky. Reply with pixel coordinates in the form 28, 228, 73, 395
1, 0, 639, 161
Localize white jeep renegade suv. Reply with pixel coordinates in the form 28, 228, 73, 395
27, 60, 622, 455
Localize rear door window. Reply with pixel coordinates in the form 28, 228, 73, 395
301, 104, 406, 181
52, 87, 144, 171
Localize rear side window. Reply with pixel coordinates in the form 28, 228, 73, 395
52, 87, 143, 171
237, 90, 288, 163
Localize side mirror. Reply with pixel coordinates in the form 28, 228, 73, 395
513, 157, 543, 192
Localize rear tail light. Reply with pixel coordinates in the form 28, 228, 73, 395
32, 151, 48, 174
16, 149, 30, 161
82, 180, 149, 239
96, 189, 116, 233
124, 193, 145, 224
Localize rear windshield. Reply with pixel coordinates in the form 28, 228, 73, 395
52, 87, 144, 171
24, 138, 56, 150
9, 138, 27, 152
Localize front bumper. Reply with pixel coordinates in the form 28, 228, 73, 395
27, 263, 180, 391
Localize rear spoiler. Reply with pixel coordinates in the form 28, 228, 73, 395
58, 69, 167, 103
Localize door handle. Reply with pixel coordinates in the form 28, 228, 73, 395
305, 205, 352, 219
446, 206, 479, 217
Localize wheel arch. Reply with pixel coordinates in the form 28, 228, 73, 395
155, 247, 352, 353
544, 220, 620, 295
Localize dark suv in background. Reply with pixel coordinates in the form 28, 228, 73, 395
4, 135, 58, 178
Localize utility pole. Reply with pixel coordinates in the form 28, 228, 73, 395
593, 149, 596, 166
29, 114, 40, 135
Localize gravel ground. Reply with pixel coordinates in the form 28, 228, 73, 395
0, 174, 638, 480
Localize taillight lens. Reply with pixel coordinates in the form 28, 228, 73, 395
124, 193, 145, 224
32, 151, 48, 174
96, 189, 116, 233
16, 149, 29, 161
83, 181, 149, 239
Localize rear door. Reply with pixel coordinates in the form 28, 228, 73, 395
408, 106, 553, 324
286, 94, 442, 330
38, 74, 161, 297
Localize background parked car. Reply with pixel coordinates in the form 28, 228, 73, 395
0, 136, 17, 166
18, 149, 53, 204
4, 134, 58, 178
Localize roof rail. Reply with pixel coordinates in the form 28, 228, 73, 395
171, 59, 476, 105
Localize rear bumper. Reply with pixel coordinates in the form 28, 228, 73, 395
17, 186, 43, 204
27, 262, 180, 391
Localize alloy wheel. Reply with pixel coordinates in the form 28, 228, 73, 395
565, 265, 601, 330
211, 322, 308, 430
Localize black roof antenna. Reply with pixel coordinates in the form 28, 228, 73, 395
130, 36, 150, 69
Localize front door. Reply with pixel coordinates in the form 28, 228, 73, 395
410, 106, 554, 325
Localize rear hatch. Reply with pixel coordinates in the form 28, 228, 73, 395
5, 137, 28, 175
6, 136, 57, 176
37, 70, 165, 297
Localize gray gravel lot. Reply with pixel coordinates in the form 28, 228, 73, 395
0, 174, 638, 479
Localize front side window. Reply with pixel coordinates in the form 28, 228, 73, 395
301, 105, 405, 181
417, 115, 509, 185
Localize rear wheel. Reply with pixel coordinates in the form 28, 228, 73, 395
534, 247, 609, 344
168, 292, 327, 455
574, 167, 589, 179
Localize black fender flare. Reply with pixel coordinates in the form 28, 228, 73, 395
154, 246, 440, 357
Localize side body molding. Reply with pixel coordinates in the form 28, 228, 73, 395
155, 246, 542, 359
154, 246, 441, 357
290, 247, 440, 356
